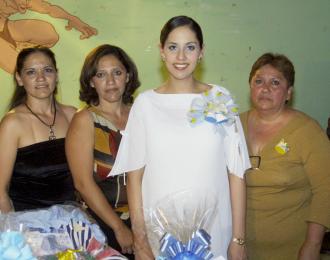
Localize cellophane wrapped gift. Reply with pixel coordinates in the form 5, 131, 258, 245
144, 190, 218, 260
0, 204, 127, 259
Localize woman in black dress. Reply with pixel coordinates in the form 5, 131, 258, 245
0, 47, 76, 212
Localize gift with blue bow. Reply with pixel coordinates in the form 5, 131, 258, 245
157, 228, 213, 260
144, 190, 218, 260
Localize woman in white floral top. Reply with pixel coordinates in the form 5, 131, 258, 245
111, 15, 250, 260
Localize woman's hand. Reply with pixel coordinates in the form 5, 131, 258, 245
127, 168, 153, 259
298, 240, 321, 260
228, 174, 247, 260
114, 223, 134, 254
133, 235, 154, 260
228, 241, 248, 260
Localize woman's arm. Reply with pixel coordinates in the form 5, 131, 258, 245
228, 174, 247, 260
0, 114, 20, 213
297, 120, 330, 259
65, 110, 133, 253
30, 0, 97, 39
298, 222, 326, 260
127, 168, 154, 260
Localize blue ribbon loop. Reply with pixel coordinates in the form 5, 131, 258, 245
158, 229, 213, 260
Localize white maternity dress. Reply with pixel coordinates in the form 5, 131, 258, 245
111, 85, 250, 259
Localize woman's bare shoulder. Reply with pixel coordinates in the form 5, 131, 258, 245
69, 107, 94, 127
66, 107, 94, 141
58, 103, 77, 121
0, 106, 28, 136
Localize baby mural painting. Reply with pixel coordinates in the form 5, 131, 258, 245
0, 0, 97, 73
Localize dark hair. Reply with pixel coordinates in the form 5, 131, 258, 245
9, 47, 58, 110
160, 15, 203, 48
249, 53, 295, 87
79, 44, 140, 105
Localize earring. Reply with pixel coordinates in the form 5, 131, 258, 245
161, 56, 165, 61
198, 57, 202, 63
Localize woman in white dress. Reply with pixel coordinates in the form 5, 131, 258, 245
111, 15, 250, 260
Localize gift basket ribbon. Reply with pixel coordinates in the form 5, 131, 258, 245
159, 228, 213, 260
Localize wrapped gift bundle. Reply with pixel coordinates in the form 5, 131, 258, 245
0, 205, 127, 259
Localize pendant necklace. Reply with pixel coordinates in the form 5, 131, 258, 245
25, 98, 57, 140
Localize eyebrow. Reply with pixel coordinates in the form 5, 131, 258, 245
23, 65, 54, 69
254, 74, 284, 79
166, 41, 198, 45
95, 68, 126, 73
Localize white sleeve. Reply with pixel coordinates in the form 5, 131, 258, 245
109, 96, 146, 176
223, 115, 251, 178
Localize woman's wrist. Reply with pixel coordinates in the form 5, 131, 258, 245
232, 237, 246, 246
304, 239, 323, 247
111, 218, 127, 233
231, 229, 246, 243
304, 222, 326, 245
0, 197, 14, 213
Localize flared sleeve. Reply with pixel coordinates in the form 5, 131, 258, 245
109, 95, 146, 176
187, 84, 251, 178
223, 115, 251, 179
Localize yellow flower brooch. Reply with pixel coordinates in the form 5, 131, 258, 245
275, 139, 290, 155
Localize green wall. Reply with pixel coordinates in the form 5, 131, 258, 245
1, 0, 329, 128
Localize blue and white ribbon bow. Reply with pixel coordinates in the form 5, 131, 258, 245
157, 229, 213, 260
187, 87, 238, 135
65, 220, 92, 250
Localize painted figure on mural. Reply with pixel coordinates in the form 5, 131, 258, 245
0, 0, 98, 74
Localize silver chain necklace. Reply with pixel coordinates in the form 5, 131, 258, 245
25, 98, 57, 140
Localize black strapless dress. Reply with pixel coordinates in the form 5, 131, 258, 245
9, 138, 75, 211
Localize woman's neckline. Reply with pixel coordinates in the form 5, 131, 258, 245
18, 138, 65, 151
89, 106, 129, 131
245, 109, 300, 156
152, 83, 215, 95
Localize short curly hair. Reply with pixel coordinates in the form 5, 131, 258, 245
79, 44, 140, 105
249, 53, 295, 87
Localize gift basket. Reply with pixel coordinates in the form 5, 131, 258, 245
144, 190, 218, 260
0, 204, 127, 259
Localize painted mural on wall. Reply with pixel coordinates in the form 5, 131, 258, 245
0, 0, 97, 74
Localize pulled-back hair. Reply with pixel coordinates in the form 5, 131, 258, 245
160, 15, 203, 48
9, 47, 58, 110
